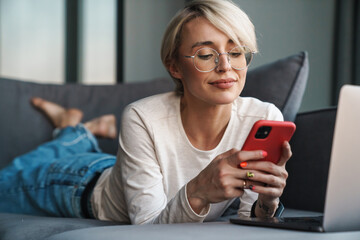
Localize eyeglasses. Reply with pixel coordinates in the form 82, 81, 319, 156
184, 46, 254, 72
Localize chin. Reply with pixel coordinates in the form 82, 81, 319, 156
212, 92, 240, 105
211, 83, 244, 102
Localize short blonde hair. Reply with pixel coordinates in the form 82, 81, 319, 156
161, 0, 258, 95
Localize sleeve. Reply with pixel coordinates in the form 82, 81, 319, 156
118, 105, 209, 224
238, 190, 258, 217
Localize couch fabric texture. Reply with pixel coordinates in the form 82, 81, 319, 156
0, 52, 310, 240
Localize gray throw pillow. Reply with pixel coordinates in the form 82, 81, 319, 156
242, 51, 308, 122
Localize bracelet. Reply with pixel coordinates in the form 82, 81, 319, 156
250, 200, 285, 217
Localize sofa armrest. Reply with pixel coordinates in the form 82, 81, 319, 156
281, 108, 337, 212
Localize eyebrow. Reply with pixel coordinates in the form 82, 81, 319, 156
191, 41, 213, 48
191, 39, 234, 49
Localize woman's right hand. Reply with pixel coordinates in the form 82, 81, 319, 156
186, 148, 267, 214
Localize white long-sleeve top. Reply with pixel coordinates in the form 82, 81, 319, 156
91, 92, 283, 224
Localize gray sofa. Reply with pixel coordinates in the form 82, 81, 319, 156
0, 51, 337, 240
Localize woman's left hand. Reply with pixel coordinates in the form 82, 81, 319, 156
240, 141, 292, 217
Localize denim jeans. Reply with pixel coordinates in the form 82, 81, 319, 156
0, 124, 116, 218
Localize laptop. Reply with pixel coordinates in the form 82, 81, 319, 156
230, 85, 360, 232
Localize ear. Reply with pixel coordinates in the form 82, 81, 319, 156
167, 60, 183, 80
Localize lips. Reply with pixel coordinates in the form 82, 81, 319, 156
209, 79, 237, 89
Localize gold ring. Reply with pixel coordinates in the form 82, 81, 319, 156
247, 172, 254, 178
243, 180, 247, 189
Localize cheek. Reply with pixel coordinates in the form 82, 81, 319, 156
236, 69, 247, 94
179, 62, 203, 84
239, 68, 247, 80
238, 69, 247, 85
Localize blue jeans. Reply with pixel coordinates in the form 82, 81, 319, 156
0, 124, 116, 218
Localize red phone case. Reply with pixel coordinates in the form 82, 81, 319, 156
242, 120, 296, 164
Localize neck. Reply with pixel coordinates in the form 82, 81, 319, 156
180, 97, 232, 151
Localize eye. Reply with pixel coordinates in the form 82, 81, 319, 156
196, 48, 216, 60
197, 54, 214, 60
229, 52, 243, 58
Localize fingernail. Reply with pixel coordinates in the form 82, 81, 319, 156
262, 151, 268, 158
240, 162, 247, 168
249, 185, 255, 190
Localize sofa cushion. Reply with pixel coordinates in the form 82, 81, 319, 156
241, 51, 308, 122
0, 213, 120, 240
0, 51, 308, 169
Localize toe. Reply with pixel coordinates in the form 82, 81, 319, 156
30, 97, 45, 107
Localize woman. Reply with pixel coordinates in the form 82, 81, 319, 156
0, 0, 291, 224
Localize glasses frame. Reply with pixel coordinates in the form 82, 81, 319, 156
184, 45, 255, 73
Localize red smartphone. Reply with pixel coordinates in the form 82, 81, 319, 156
241, 120, 296, 164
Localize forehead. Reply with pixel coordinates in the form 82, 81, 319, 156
180, 17, 232, 49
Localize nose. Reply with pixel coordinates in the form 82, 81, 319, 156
216, 53, 231, 72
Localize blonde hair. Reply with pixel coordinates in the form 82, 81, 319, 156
161, 0, 258, 95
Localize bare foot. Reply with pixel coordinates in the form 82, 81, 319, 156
84, 115, 117, 139
31, 97, 83, 128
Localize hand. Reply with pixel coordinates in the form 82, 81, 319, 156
186, 148, 267, 214
241, 141, 292, 217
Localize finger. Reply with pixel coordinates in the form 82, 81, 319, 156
227, 168, 262, 183
277, 141, 292, 166
227, 150, 266, 168
232, 178, 248, 190
248, 185, 283, 198
244, 160, 288, 181
242, 179, 264, 190
220, 178, 246, 198
240, 169, 285, 188
255, 173, 285, 188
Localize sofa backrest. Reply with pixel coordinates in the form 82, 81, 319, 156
0, 78, 174, 168
0, 51, 308, 168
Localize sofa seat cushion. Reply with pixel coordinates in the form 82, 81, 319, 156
0, 209, 321, 240
0, 213, 122, 240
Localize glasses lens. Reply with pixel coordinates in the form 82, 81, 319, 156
229, 46, 253, 70
194, 48, 217, 72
